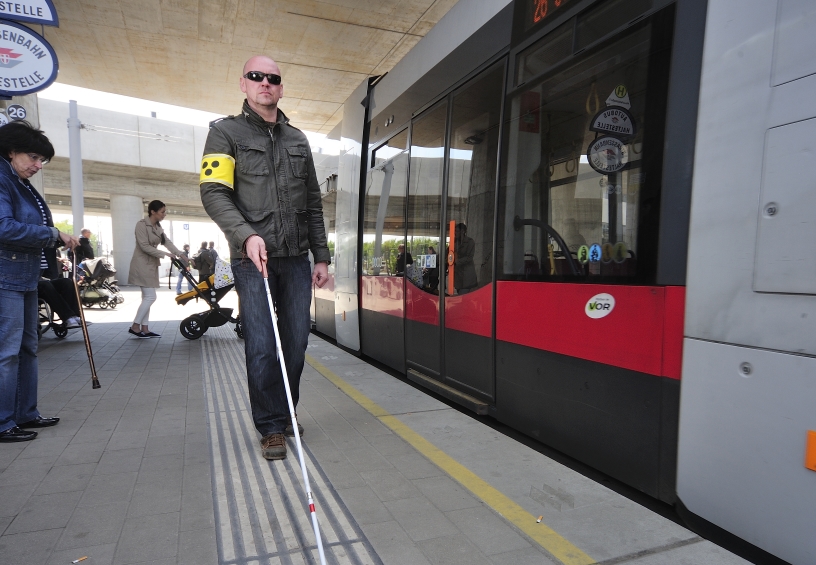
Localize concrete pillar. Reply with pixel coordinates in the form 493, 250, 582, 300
110, 194, 144, 285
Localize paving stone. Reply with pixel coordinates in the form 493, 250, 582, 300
0, 527, 62, 564
5, 490, 83, 534
361, 520, 433, 565
361, 468, 422, 502
57, 502, 128, 548
419, 533, 494, 565
177, 527, 218, 564
35, 463, 97, 495
57, 441, 106, 466
127, 476, 182, 517
343, 445, 395, 473
78, 472, 137, 507
337, 486, 394, 526
0, 484, 38, 521
488, 545, 560, 565
114, 511, 180, 564
446, 506, 531, 556
95, 448, 144, 476
383, 496, 460, 542
47, 542, 117, 565
413, 476, 481, 512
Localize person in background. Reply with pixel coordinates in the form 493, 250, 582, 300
194, 241, 215, 284
453, 223, 477, 294
0, 121, 79, 442
395, 243, 412, 276
208, 241, 218, 259
176, 243, 193, 294
128, 200, 181, 338
71, 228, 94, 265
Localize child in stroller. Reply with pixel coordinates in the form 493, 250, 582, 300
173, 256, 241, 339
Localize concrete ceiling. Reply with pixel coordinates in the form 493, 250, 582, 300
44, 0, 460, 133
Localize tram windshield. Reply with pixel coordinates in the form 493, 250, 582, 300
499, 12, 672, 283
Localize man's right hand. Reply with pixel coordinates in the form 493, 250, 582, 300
245, 234, 268, 277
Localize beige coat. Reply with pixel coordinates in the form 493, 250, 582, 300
127, 218, 181, 288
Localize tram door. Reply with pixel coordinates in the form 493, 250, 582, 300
406, 61, 505, 400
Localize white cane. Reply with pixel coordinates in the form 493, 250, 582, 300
263, 277, 328, 565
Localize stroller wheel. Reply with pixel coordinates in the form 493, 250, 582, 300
180, 315, 207, 340
109, 300, 117, 309
83, 302, 93, 309
100, 301, 109, 309
53, 324, 68, 339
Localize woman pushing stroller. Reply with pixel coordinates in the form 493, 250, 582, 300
128, 199, 184, 338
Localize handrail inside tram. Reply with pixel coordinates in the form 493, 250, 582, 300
513, 215, 581, 276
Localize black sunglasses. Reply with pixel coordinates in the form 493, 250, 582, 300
244, 71, 282, 85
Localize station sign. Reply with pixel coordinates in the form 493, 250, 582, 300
0, 20, 58, 96
589, 107, 635, 137
587, 136, 629, 174
0, 0, 58, 26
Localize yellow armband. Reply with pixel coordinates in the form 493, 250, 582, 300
200, 154, 235, 189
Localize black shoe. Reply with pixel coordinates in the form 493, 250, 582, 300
143, 331, 161, 338
0, 426, 37, 442
18, 416, 59, 428
128, 328, 142, 337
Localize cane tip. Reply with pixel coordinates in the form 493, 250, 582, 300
92, 379, 101, 389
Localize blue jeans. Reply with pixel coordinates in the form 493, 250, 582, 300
176, 270, 193, 293
232, 255, 312, 436
0, 288, 41, 432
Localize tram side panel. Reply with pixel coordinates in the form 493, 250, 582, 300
679, 1, 816, 563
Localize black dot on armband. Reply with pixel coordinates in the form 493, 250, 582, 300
202, 161, 209, 169
205, 169, 213, 176
212, 161, 220, 168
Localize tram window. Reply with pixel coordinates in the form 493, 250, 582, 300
499, 12, 672, 283
576, 0, 652, 51
445, 60, 505, 295
363, 129, 409, 276
517, 20, 573, 86
407, 102, 447, 292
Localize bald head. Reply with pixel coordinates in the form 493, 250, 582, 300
241, 55, 284, 121
243, 55, 280, 76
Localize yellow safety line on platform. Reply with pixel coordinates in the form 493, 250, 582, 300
305, 354, 595, 565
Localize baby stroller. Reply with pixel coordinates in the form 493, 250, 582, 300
173, 256, 241, 339
79, 258, 122, 308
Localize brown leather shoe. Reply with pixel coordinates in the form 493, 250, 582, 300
260, 433, 286, 460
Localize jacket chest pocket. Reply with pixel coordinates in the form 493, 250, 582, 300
236, 142, 269, 175
286, 146, 308, 179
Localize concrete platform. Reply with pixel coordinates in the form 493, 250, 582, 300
0, 287, 751, 565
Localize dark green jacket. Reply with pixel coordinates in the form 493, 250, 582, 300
199, 102, 330, 264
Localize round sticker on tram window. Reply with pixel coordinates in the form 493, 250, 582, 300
585, 293, 615, 319
577, 245, 589, 264
613, 242, 628, 263
587, 136, 628, 174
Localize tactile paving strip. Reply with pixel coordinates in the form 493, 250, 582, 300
202, 325, 382, 565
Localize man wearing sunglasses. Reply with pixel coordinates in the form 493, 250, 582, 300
200, 55, 330, 461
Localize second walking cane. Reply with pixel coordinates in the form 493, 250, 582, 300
71, 260, 101, 389
263, 277, 327, 565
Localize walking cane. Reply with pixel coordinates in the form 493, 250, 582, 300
71, 260, 101, 389
263, 277, 327, 565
